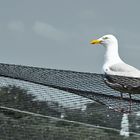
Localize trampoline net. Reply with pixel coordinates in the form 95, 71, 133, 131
0, 63, 140, 140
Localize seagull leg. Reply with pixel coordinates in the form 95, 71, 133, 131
120, 92, 123, 99
128, 93, 132, 113
119, 92, 125, 112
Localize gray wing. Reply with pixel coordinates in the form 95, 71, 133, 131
104, 63, 140, 92
109, 62, 140, 72
104, 75, 140, 94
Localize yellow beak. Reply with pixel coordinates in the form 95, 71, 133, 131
90, 39, 102, 44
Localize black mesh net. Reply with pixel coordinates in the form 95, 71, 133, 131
0, 63, 140, 139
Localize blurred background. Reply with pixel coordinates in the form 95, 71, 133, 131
0, 0, 140, 73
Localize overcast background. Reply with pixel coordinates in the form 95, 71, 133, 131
0, 0, 140, 73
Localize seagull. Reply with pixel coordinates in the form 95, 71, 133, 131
90, 34, 140, 78
90, 34, 140, 112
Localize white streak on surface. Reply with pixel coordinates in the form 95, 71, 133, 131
120, 113, 129, 137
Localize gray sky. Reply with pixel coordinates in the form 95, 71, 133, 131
0, 0, 140, 73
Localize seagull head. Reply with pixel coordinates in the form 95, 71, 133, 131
90, 34, 118, 48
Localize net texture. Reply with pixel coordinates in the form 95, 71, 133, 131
0, 63, 140, 139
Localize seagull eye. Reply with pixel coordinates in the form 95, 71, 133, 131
103, 37, 109, 40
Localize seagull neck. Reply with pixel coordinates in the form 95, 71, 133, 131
104, 43, 122, 65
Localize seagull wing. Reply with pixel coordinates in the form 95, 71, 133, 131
110, 62, 139, 72
108, 62, 140, 78
104, 63, 140, 92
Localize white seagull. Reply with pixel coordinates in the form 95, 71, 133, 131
90, 34, 140, 78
